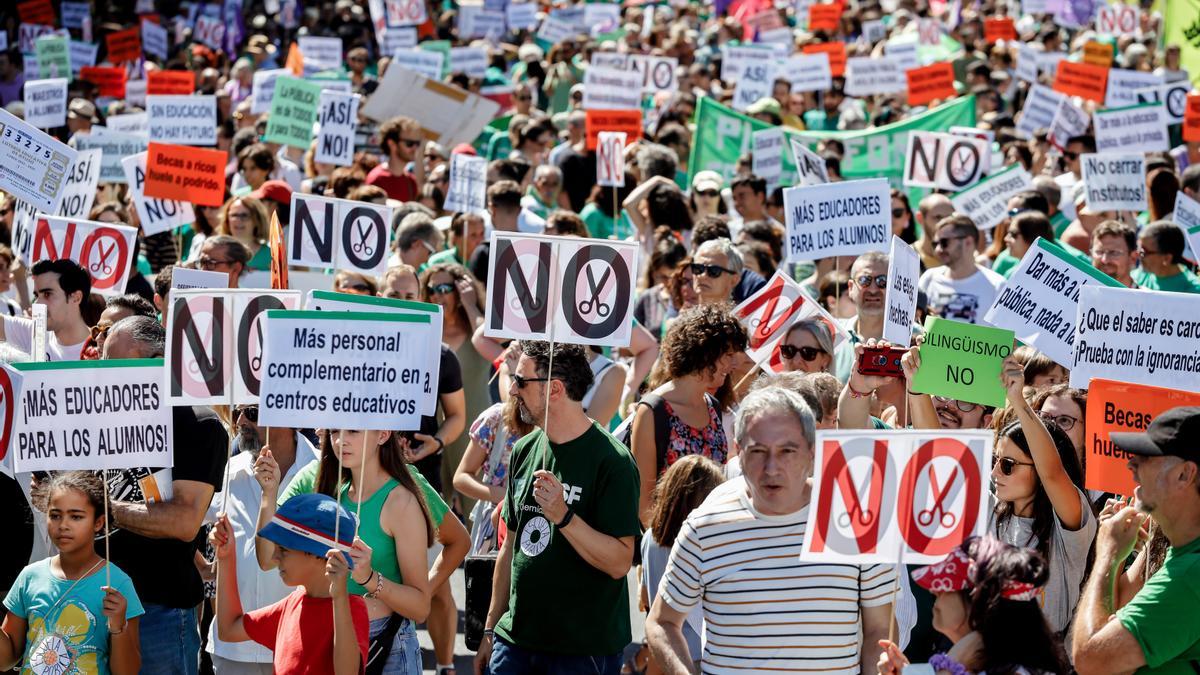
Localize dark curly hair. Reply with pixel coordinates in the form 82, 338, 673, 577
647, 183, 693, 232
661, 304, 748, 379
518, 340, 594, 402
32, 470, 106, 521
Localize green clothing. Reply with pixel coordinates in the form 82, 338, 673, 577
580, 202, 633, 240
993, 251, 1019, 279
802, 109, 839, 131
497, 423, 641, 656
248, 244, 272, 271
1132, 267, 1200, 294
1117, 536, 1200, 674
426, 248, 465, 268
1050, 211, 1071, 238
522, 188, 554, 219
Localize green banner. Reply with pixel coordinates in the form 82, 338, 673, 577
35, 36, 71, 80
688, 95, 976, 188
262, 76, 322, 149
911, 316, 1015, 408
1164, 0, 1200, 87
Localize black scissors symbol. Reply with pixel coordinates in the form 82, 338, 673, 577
577, 266, 612, 317
351, 220, 375, 257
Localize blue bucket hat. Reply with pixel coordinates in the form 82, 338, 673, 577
258, 493, 357, 568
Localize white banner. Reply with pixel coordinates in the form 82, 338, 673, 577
784, 178, 890, 261
950, 164, 1032, 231
121, 151, 195, 237
107, 112, 148, 136
142, 18, 169, 61
0, 107, 77, 213
1015, 43, 1040, 83
583, 65, 643, 110
630, 55, 679, 93
55, 148, 101, 220
288, 193, 393, 276
1133, 80, 1190, 124
449, 46, 488, 78
596, 131, 627, 187
845, 57, 904, 96
752, 128, 784, 188
443, 154, 488, 213
314, 90, 359, 167
23, 78, 67, 129
77, 130, 147, 184
731, 270, 847, 373
171, 267, 228, 290
505, 2, 539, 30
1093, 102, 1169, 154
1047, 97, 1090, 150
29, 216, 137, 296
883, 236, 920, 346
298, 36, 344, 74
1080, 153, 1146, 212
147, 95, 217, 146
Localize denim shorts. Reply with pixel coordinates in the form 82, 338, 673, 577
138, 603, 201, 675
369, 615, 422, 675
488, 636, 622, 675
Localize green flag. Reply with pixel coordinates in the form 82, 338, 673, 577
1164, 0, 1200, 87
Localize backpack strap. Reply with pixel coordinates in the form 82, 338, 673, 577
634, 393, 672, 476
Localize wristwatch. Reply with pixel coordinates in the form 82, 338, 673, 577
556, 508, 575, 529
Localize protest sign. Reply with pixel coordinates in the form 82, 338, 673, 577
1047, 97, 1091, 150
147, 95, 216, 146
69, 41, 98, 77
906, 62, 956, 106
984, 16, 1016, 43
125, 79, 147, 108
105, 26, 141, 63
1071, 286, 1200, 393
0, 108, 77, 214
142, 18, 168, 61
800, 429, 993, 564
77, 130, 146, 184
147, 70, 194, 95
80, 66, 126, 98
1080, 153, 1146, 211
0, 364, 16, 475
143, 143, 226, 207
35, 36, 69, 80
250, 68, 288, 114
289, 193, 393, 276
192, 13, 223, 50
883, 236, 920, 346
263, 76, 322, 149
449, 46, 488, 77
583, 66, 644, 111
297, 36, 343, 75
886, 41, 919, 73
121, 151, 195, 237
807, 3, 843, 31
55, 148, 101, 220
378, 26, 417, 54
732, 65, 774, 112
29, 216, 137, 296
1053, 60, 1108, 103
1016, 83, 1065, 139
721, 45, 777, 80
911, 317, 1014, 408
1093, 102, 1169, 153
1084, 379, 1200, 496
752, 128, 784, 188
11, 360, 172, 474
596, 131, 627, 187
360, 66, 500, 148
903, 131, 989, 192
1082, 40, 1114, 68
1015, 43, 1040, 83
789, 136, 829, 186
386, 0, 428, 25
23, 78, 67, 129
781, 53, 832, 93
484, 233, 640, 347
314, 90, 359, 167
1097, 3, 1139, 34
1187, 93, 1200, 143
19, 24, 65, 55
457, 6, 505, 39
845, 57, 904, 97
506, 2, 539, 30
61, 1, 88, 28
1176, 193, 1200, 245
1104, 69, 1162, 108
732, 270, 847, 373
536, 15, 577, 44
802, 42, 846, 77
443, 154, 488, 213
861, 19, 886, 44
231, 292, 305, 403
18, 0, 55, 25
784, 178, 890, 261
585, 109, 643, 150
171, 267, 228, 290
391, 49, 445, 80
629, 55, 678, 93
984, 238, 1123, 369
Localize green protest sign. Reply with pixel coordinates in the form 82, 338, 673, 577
911, 316, 1014, 408
420, 40, 452, 78
688, 95, 975, 188
262, 76, 322, 149
36, 36, 71, 80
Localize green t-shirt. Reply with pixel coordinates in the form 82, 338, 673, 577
1132, 268, 1200, 294
580, 202, 633, 240
426, 248, 465, 269
497, 423, 641, 656
1117, 535, 1200, 674
279, 459, 449, 526
993, 251, 1019, 279
1050, 211, 1071, 238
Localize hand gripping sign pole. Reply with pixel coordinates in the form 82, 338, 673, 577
541, 251, 558, 472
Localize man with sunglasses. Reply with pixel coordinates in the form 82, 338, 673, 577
691, 238, 744, 305
918, 215, 1004, 325
1061, 135, 1094, 181
366, 115, 426, 202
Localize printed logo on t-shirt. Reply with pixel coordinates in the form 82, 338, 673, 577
931, 292, 980, 323
562, 483, 582, 505
27, 600, 100, 674
520, 516, 552, 557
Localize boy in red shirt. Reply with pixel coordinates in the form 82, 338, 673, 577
212, 493, 369, 675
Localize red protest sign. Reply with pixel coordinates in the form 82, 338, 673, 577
907, 62, 956, 106
731, 270, 846, 374
147, 70, 195, 95
1082, 40, 1114, 68
802, 42, 847, 77
1185, 94, 1200, 143
106, 26, 142, 64
1053, 60, 1108, 103
18, 0, 55, 25
585, 109, 643, 150
807, 3, 844, 32
80, 66, 127, 98
983, 17, 1016, 43
1085, 380, 1200, 496
31, 216, 138, 296
144, 143, 227, 207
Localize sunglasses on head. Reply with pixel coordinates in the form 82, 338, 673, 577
690, 262, 735, 278
993, 455, 1034, 476
779, 344, 824, 361
427, 282, 456, 296
855, 274, 888, 289
511, 374, 550, 389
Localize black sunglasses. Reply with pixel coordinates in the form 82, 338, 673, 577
1063, 151, 1079, 160
235, 406, 258, 422
690, 262, 735, 278
780, 344, 823, 361
891, 207, 907, 218
933, 235, 967, 249
427, 282, 456, 296
993, 455, 1035, 476
511, 374, 550, 389
855, 274, 888, 289
400, 139, 422, 148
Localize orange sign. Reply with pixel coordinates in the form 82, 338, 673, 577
269, 211, 289, 290
18, 0, 55, 25
1184, 93, 1200, 143
585, 109, 643, 151
1085, 379, 1200, 495
906, 62, 956, 106
147, 70, 195, 95
1053, 60, 1108, 103
80, 66, 127, 99
106, 26, 142, 64
143, 143, 227, 207
802, 42, 847, 77
1082, 40, 1114, 68
983, 17, 1016, 43
807, 3, 845, 33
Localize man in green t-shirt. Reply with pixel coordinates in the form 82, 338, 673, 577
475, 341, 640, 674
1072, 407, 1200, 675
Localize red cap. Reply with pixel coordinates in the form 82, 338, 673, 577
251, 179, 293, 204
910, 548, 971, 594
451, 143, 478, 156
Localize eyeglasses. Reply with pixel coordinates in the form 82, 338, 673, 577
511, 374, 550, 389
933, 235, 967, 249
198, 255, 235, 270
696, 190, 719, 198
855, 274, 888, 289
1038, 411, 1079, 432
427, 282, 456, 296
891, 207, 907, 218
400, 138, 422, 148
932, 395, 978, 413
993, 455, 1035, 476
690, 262, 735, 278
779, 344, 823, 361
235, 406, 258, 422
1063, 151, 1079, 161
1137, 247, 1162, 257
1091, 248, 1128, 260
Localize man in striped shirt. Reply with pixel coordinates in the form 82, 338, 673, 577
646, 387, 895, 674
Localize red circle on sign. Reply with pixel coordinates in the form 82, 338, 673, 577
78, 227, 129, 291
0, 368, 14, 462
896, 437, 983, 557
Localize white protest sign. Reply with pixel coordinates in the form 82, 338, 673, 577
484, 233, 640, 347
732, 270, 847, 373
314, 90, 359, 167
950, 164, 1032, 231
789, 137, 829, 186
1097, 3, 1139, 35
121, 151, 195, 237
449, 46, 488, 78
0, 108, 77, 214
107, 112, 148, 135
251, 68, 288, 115
386, 0, 428, 26
29, 216, 138, 296
23, 78, 67, 129
55, 148, 101, 219
597, 131, 627, 188
583, 66, 643, 110
360, 66, 500, 148
1038, 51, 1066, 74
1072, 287, 1200, 393
171, 267, 228, 290
1175, 192, 1200, 234
903, 131, 990, 192
758, 26, 794, 48
722, 45, 777, 82
1134, 80, 1190, 124
1015, 43, 1040, 83
1104, 69, 1163, 109
1080, 153, 1146, 212
730, 54, 776, 112
378, 26, 418, 53
1047, 97, 1090, 150
862, 19, 886, 43
459, 6, 506, 38
258, 310, 433, 430
10, 198, 38, 266
142, 18, 169, 61
985, 238, 1124, 369
77, 130, 146, 184
11, 359, 173, 474
443, 154, 488, 213
289, 193, 393, 276
785, 178, 890, 261
886, 40, 919, 72
584, 2, 621, 33
391, 49, 444, 80
193, 13, 224, 50
536, 15, 577, 44
125, 79, 147, 109
298, 36, 344, 74
69, 41, 98, 76
1093, 102, 1169, 153
629, 55, 679, 93
782, 53, 832, 93
845, 57, 904, 96
231, 291, 305, 404
752, 128, 785, 188
801, 429, 993, 564
883, 236, 920, 346
147, 95, 216, 146
1016, 84, 1065, 139
61, 2, 91, 29
506, 2, 539, 30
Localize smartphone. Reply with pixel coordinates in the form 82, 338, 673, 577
857, 347, 906, 378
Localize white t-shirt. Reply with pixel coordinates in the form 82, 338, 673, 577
1, 315, 86, 361
918, 265, 1005, 325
